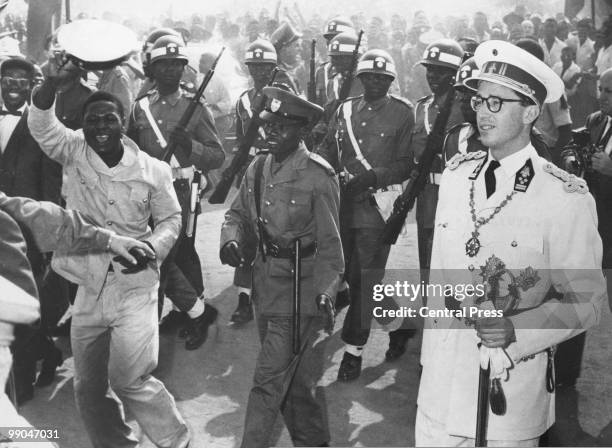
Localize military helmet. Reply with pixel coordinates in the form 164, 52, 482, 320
356, 49, 397, 79
149, 35, 189, 65
454, 57, 479, 89
323, 16, 354, 40
419, 38, 464, 70
327, 31, 362, 57
245, 38, 277, 64
142, 28, 182, 66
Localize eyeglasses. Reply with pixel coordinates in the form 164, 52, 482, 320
470, 94, 524, 113
0, 77, 31, 89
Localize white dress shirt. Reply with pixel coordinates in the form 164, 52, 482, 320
0, 103, 26, 154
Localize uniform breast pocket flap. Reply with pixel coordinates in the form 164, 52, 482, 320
279, 188, 312, 227
268, 257, 314, 279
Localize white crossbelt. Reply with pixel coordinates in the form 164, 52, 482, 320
138, 97, 188, 178
341, 101, 402, 221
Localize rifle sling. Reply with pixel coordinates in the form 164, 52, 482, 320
253, 154, 268, 262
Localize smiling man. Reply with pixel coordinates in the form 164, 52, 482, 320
28, 60, 189, 448
221, 86, 343, 447
415, 40, 606, 446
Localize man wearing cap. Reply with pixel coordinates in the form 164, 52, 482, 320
129, 34, 225, 350
220, 87, 343, 448
318, 49, 415, 380
271, 21, 305, 94
29, 61, 190, 447
314, 16, 356, 107
415, 40, 606, 446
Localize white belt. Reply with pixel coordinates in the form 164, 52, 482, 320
429, 173, 442, 185
172, 166, 195, 181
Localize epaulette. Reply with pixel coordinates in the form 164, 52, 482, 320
135, 88, 156, 102
446, 150, 487, 170
416, 94, 432, 104
341, 95, 362, 105
182, 89, 207, 105
309, 153, 335, 176
390, 94, 413, 109
542, 163, 589, 194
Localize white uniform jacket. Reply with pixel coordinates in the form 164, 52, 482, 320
418, 144, 606, 440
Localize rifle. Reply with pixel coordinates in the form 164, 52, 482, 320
161, 47, 225, 164
208, 68, 279, 204
292, 239, 302, 355
381, 85, 456, 245
307, 39, 316, 102
185, 170, 202, 238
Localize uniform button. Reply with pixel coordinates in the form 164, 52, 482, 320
109, 199, 115, 205
62, 116, 67, 120
468, 264, 475, 271
358, 139, 363, 144
441, 223, 447, 228
368, 107, 372, 111
143, 198, 148, 203
361, 122, 366, 127
290, 199, 296, 204
265, 200, 271, 206
161, 100, 166, 105
157, 119, 163, 124
268, 184, 274, 188
511, 240, 518, 247
380, 133, 385, 137
263, 218, 268, 224
106, 221, 113, 226
248, 188, 252, 193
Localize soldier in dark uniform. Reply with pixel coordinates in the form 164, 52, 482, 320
128, 35, 225, 350
270, 22, 304, 94
412, 39, 464, 282
229, 38, 283, 325
314, 16, 355, 107
136, 27, 199, 99
312, 31, 365, 144
220, 87, 342, 448
318, 49, 415, 381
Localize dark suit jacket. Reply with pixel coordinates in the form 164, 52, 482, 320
0, 108, 63, 276
585, 111, 612, 265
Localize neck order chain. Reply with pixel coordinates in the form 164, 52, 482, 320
465, 180, 517, 257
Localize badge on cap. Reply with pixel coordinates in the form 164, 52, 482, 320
270, 98, 282, 112
429, 46, 440, 59
332, 42, 339, 51
254, 49, 263, 58
374, 57, 386, 70
460, 66, 472, 79
329, 21, 337, 31
167, 44, 178, 55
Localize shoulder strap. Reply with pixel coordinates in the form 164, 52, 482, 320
253, 154, 268, 262
341, 101, 373, 171
138, 97, 167, 149
240, 92, 253, 118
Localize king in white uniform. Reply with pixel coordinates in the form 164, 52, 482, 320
416, 40, 607, 446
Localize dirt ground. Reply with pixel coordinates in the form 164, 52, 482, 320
19, 203, 612, 448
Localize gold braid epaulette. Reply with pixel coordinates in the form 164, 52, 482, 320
542, 163, 589, 194
446, 150, 487, 170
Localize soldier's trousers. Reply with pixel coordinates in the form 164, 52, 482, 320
241, 314, 329, 448
340, 227, 391, 346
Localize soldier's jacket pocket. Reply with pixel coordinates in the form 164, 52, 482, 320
267, 257, 315, 278
118, 183, 151, 222
277, 187, 312, 228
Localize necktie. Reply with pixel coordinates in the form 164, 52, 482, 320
599, 119, 612, 148
0, 110, 22, 116
485, 160, 500, 198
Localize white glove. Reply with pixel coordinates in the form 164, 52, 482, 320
479, 345, 512, 380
